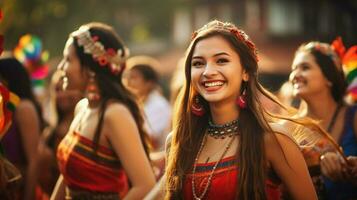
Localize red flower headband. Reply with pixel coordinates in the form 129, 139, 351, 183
191, 20, 259, 62
71, 26, 129, 75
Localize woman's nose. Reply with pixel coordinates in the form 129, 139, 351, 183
57, 59, 65, 71
202, 63, 218, 77
289, 69, 301, 82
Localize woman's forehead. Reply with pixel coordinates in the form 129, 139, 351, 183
293, 51, 315, 65
192, 36, 235, 58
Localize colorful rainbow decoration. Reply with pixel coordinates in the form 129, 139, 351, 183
343, 46, 357, 102
13, 34, 49, 90
0, 83, 20, 138
332, 37, 357, 103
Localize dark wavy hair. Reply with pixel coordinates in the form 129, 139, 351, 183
131, 64, 159, 84
70, 22, 151, 156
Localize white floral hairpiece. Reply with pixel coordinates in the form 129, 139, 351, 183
71, 26, 129, 75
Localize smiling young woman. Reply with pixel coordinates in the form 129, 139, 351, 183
160, 20, 319, 200
290, 41, 357, 199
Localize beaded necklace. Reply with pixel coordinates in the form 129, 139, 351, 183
191, 134, 236, 200
207, 119, 239, 139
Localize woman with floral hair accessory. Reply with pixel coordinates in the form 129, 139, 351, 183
51, 22, 155, 200
289, 38, 357, 199
154, 20, 322, 200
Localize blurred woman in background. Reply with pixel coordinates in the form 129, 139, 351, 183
289, 39, 357, 199
51, 22, 155, 200
125, 56, 172, 151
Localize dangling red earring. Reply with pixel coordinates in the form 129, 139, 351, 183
191, 95, 205, 116
236, 87, 247, 109
86, 72, 101, 101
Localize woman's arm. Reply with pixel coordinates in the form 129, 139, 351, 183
144, 132, 172, 200
144, 175, 165, 200
105, 103, 156, 199
265, 132, 317, 200
50, 175, 66, 200
16, 100, 41, 200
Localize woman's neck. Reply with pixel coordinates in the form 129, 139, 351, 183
137, 89, 153, 104
209, 102, 239, 125
140, 94, 149, 103
304, 92, 338, 123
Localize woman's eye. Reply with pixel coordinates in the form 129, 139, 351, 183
217, 58, 228, 64
192, 61, 204, 67
301, 64, 310, 70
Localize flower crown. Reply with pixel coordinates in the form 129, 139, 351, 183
71, 26, 129, 75
301, 41, 342, 70
191, 20, 259, 62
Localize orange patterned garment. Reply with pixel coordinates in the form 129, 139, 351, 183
183, 156, 281, 200
57, 131, 129, 197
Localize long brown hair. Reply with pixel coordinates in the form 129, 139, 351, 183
165, 20, 336, 200
71, 22, 151, 157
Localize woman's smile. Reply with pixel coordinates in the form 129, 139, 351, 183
201, 80, 226, 92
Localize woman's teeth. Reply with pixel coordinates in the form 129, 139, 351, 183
204, 81, 224, 87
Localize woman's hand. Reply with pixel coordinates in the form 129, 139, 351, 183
346, 156, 357, 186
320, 152, 348, 181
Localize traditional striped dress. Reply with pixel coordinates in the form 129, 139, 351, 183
183, 156, 281, 200
57, 131, 129, 199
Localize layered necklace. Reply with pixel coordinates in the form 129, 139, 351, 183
191, 134, 236, 200
207, 119, 239, 139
